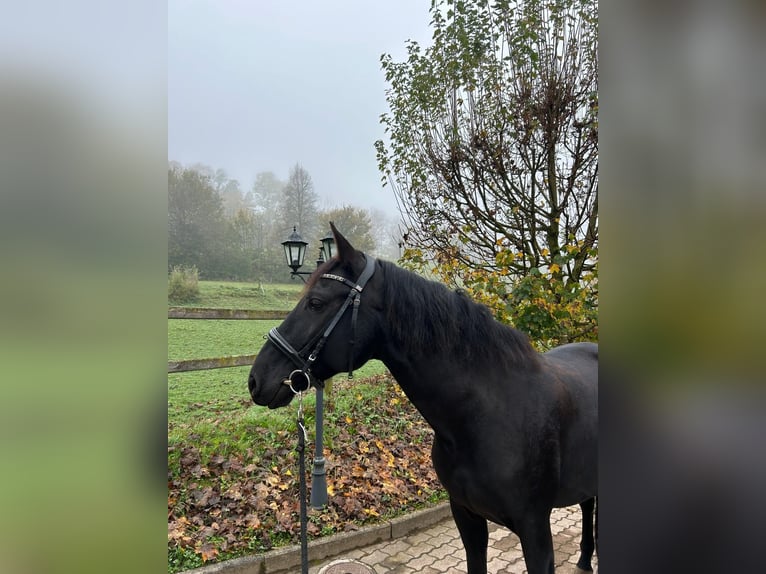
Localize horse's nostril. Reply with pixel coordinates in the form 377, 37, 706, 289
248, 373, 258, 399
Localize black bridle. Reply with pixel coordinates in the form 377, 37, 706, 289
267, 254, 377, 393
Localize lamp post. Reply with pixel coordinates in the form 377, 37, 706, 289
281, 227, 310, 282
281, 226, 336, 282
279, 226, 335, 508
319, 230, 335, 262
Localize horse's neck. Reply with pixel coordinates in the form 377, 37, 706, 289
374, 264, 536, 439
377, 327, 514, 447
379, 346, 464, 432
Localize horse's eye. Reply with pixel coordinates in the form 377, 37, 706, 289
307, 298, 324, 311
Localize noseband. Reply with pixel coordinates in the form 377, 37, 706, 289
267, 255, 377, 393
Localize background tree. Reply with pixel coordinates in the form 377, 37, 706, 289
168, 165, 228, 276
169, 164, 260, 280
368, 208, 406, 261
248, 171, 284, 219
167, 160, 409, 283
319, 206, 377, 255
219, 179, 247, 218
248, 171, 288, 282
226, 207, 258, 277
376, 0, 598, 345
279, 163, 320, 244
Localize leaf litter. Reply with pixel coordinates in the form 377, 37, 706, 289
168, 374, 445, 569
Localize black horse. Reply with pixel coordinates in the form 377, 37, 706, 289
249, 225, 598, 574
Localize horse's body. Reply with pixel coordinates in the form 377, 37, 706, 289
249, 225, 598, 574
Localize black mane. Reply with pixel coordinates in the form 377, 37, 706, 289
380, 260, 539, 369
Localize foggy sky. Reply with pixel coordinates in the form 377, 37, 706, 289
169, 0, 433, 217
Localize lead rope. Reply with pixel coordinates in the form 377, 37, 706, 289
296, 393, 309, 574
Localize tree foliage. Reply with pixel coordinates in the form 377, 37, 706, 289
168, 165, 257, 280
168, 166, 229, 277
319, 206, 376, 255
280, 163, 320, 243
376, 0, 598, 344
168, 162, 391, 282
247, 171, 288, 282
368, 208, 406, 261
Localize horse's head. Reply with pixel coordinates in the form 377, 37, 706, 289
249, 223, 383, 409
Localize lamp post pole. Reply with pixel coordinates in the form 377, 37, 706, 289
279, 226, 335, 509
310, 385, 327, 509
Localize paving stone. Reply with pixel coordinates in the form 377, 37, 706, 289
505, 547, 525, 563
361, 549, 389, 566
405, 530, 433, 546
429, 542, 457, 560
431, 553, 463, 571
494, 533, 520, 552
487, 556, 512, 571
343, 548, 366, 561
235, 504, 594, 574
406, 553, 436, 570
487, 546, 504, 561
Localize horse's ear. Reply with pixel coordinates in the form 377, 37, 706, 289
330, 221, 358, 266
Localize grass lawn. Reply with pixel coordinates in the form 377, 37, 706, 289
172, 280, 304, 310
168, 281, 442, 573
168, 319, 281, 361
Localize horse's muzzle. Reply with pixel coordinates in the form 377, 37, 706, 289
248, 371, 295, 409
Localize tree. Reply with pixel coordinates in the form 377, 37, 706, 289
230, 208, 258, 254
280, 163, 320, 243
248, 171, 284, 218
248, 172, 285, 253
219, 179, 247, 218
320, 206, 377, 255
245, 171, 287, 281
168, 165, 228, 276
376, 0, 598, 344
368, 208, 406, 261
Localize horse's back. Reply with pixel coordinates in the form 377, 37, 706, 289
544, 342, 598, 388
544, 341, 597, 365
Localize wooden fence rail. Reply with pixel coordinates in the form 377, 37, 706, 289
168, 307, 289, 320
168, 354, 260, 373
168, 308, 289, 374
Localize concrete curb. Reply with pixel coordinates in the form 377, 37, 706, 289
182, 502, 453, 574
